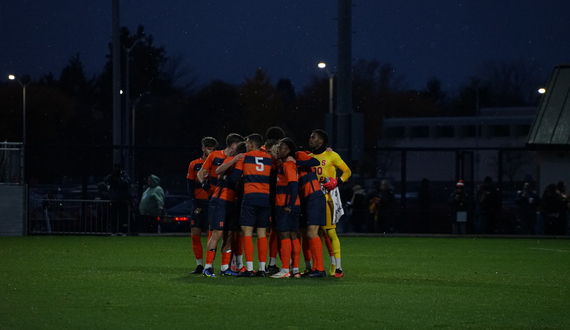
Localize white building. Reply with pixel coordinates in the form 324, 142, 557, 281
378, 107, 537, 183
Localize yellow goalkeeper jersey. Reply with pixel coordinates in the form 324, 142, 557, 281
309, 150, 352, 183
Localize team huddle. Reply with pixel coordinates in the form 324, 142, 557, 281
186, 127, 351, 278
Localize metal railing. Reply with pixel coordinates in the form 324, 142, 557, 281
28, 199, 132, 235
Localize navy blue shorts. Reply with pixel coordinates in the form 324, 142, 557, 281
226, 201, 241, 231
301, 195, 326, 227
208, 198, 234, 231
190, 201, 209, 230
275, 205, 300, 232
240, 204, 270, 228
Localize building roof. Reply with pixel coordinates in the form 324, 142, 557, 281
526, 64, 570, 150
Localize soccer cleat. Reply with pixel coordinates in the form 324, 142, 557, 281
270, 269, 291, 278
220, 269, 239, 276
301, 269, 314, 278
334, 268, 344, 278
302, 268, 311, 275
256, 270, 267, 277
237, 270, 256, 277
230, 265, 238, 273
292, 272, 301, 278
267, 265, 279, 276
308, 269, 327, 278
309, 269, 327, 278
202, 267, 216, 277
190, 264, 204, 275
330, 264, 336, 276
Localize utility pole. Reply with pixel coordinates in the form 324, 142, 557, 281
112, 0, 122, 166
336, 0, 352, 163
337, 0, 362, 165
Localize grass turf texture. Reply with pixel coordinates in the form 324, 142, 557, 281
0, 236, 569, 329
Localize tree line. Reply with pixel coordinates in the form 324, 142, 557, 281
0, 25, 547, 186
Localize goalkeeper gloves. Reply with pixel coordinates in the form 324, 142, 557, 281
323, 177, 343, 190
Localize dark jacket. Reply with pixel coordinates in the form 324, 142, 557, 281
104, 170, 130, 201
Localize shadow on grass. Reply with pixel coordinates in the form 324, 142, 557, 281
173, 273, 338, 287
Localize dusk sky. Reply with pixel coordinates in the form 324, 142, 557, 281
1, 0, 569, 92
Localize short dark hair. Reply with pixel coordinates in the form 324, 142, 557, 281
264, 139, 279, 151
312, 129, 329, 145
201, 136, 218, 149
246, 133, 264, 149
280, 137, 296, 157
235, 142, 247, 154
266, 126, 285, 141
226, 133, 244, 148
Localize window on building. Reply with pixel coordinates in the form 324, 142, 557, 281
411, 126, 429, 138
435, 125, 455, 138
515, 124, 531, 137
461, 126, 476, 138
385, 127, 405, 139
491, 125, 510, 137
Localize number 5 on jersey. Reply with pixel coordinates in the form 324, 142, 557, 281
255, 157, 264, 171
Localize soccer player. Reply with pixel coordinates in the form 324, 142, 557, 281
197, 133, 245, 192
271, 138, 301, 278
262, 126, 285, 153
187, 136, 218, 274
228, 133, 273, 277
295, 148, 327, 278
308, 129, 352, 278
263, 127, 286, 275
202, 142, 247, 277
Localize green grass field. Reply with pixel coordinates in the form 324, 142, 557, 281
1, 236, 569, 329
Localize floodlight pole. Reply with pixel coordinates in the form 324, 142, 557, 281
8, 74, 29, 183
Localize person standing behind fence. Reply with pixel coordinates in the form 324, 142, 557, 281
139, 174, 164, 233
515, 182, 540, 235
474, 177, 501, 234
448, 180, 470, 235
369, 180, 397, 233
104, 163, 131, 236
556, 181, 570, 235
540, 183, 567, 235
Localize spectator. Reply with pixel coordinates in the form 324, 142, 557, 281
104, 163, 131, 236
448, 180, 470, 234
474, 176, 501, 234
515, 182, 540, 235
139, 174, 164, 233
556, 181, 569, 235
369, 180, 397, 233
540, 183, 567, 235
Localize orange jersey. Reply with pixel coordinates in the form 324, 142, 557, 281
229, 150, 273, 207
211, 157, 237, 202
187, 157, 209, 202
201, 149, 229, 196
276, 160, 300, 207
295, 151, 322, 201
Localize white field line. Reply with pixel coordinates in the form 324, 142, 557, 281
530, 247, 570, 252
